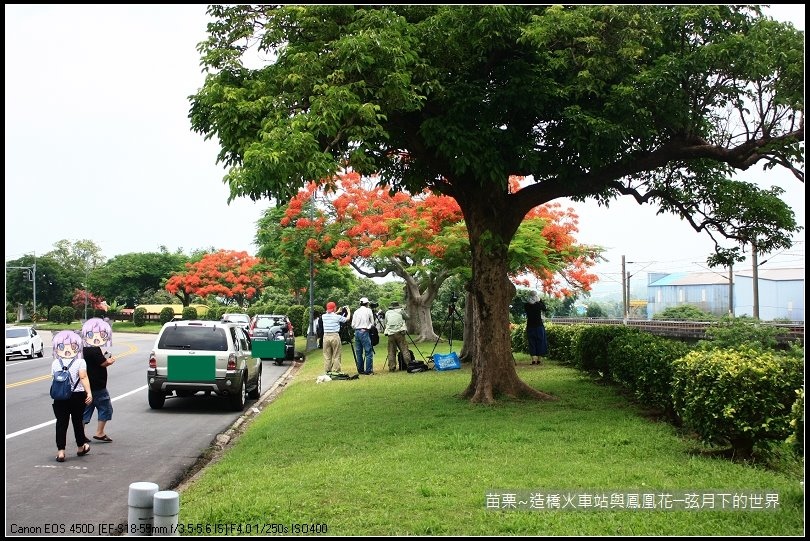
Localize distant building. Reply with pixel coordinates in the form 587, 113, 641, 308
646, 268, 804, 322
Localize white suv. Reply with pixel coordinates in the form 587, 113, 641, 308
147, 320, 261, 411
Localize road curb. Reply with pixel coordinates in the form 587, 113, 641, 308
170, 359, 303, 493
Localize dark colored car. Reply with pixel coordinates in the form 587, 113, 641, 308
248, 314, 295, 365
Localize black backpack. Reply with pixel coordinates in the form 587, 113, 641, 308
369, 326, 380, 347
397, 349, 414, 371
407, 360, 430, 373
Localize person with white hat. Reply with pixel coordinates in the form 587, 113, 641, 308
351, 297, 375, 375
524, 290, 548, 365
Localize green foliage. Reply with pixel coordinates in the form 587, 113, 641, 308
60, 306, 75, 324
652, 305, 716, 321
48, 305, 63, 323
584, 303, 607, 318
92, 251, 189, 303
510, 323, 528, 354
207, 306, 225, 321
182, 306, 199, 321
698, 315, 789, 352
546, 296, 578, 318
133, 307, 148, 327
159, 307, 175, 325
607, 332, 692, 418
93, 308, 106, 318
287, 305, 307, 336
785, 387, 803, 456
575, 325, 641, 374
140, 288, 177, 305
545, 323, 586, 365
671, 347, 804, 457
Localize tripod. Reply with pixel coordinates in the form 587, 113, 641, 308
430, 297, 464, 359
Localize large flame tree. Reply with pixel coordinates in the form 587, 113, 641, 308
280, 173, 600, 342
190, 6, 802, 403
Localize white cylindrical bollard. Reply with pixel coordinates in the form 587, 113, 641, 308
127, 481, 159, 536
153, 490, 180, 536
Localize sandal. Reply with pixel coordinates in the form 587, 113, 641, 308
56, 453, 66, 462
77, 443, 91, 456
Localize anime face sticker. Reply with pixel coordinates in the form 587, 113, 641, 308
81, 317, 112, 348
53, 330, 83, 363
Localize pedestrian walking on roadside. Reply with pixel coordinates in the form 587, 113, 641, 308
51, 330, 92, 462
81, 318, 116, 443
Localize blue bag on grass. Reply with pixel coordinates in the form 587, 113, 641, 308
432, 351, 461, 371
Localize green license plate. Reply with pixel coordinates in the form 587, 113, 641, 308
167, 355, 216, 381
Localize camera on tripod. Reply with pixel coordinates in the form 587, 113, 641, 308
369, 301, 379, 309
450, 292, 458, 304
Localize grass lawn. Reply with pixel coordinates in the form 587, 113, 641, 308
174, 338, 804, 536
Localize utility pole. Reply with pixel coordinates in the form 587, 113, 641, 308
751, 242, 760, 319
305, 192, 318, 352
31, 260, 36, 319
84, 254, 91, 321
728, 265, 734, 317
621, 255, 627, 322
6, 254, 36, 321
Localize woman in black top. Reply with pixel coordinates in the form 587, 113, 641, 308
524, 291, 548, 365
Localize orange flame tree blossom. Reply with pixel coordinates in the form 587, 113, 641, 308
283, 173, 601, 341
165, 250, 271, 307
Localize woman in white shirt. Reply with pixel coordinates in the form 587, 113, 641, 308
51, 330, 93, 462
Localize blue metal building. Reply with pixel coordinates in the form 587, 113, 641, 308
646, 267, 804, 322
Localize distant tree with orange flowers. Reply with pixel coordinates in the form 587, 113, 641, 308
165, 250, 270, 307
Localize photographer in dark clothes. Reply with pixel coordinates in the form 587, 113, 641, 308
524, 291, 548, 366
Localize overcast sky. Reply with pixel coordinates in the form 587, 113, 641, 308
5, 5, 805, 298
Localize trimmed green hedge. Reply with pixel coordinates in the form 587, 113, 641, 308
575, 325, 641, 374
671, 347, 803, 458
607, 332, 692, 420
159, 307, 175, 325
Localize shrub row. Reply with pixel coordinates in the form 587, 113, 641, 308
514, 322, 804, 458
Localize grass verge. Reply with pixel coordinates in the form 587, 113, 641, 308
169, 340, 807, 535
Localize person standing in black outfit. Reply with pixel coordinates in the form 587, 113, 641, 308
81, 318, 116, 443
524, 291, 548, 365
51, 330, 93, 462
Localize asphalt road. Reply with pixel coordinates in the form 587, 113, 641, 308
5, 331, 297, 537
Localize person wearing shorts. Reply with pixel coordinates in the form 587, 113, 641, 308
81, 318, 116, 443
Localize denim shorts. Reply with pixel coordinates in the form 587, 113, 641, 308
83, 388, 113, 422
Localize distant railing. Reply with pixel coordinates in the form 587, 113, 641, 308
548, 318, 804, 345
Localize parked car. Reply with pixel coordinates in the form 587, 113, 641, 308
220, 312, 250, 330
146, 320, 261, 411
6, 325, 44, 360
248, 314, 295, 365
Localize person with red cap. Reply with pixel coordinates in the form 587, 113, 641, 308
321, 301, 350, 374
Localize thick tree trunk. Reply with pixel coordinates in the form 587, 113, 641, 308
458, 191, 556, 404
403, 281, 440, 342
